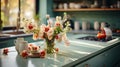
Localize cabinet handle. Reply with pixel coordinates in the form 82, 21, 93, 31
84, 64, 89, 67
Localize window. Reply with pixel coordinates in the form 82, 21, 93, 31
1, 0, 35, 27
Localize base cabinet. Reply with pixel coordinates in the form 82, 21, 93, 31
76, 43, 120, 67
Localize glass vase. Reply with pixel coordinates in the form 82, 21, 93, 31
45, 38, 55, 54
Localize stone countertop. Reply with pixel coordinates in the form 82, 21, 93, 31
0, 29, 119, 40
0, 33, 120, 67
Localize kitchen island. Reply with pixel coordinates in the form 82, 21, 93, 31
0, 33, 120, 67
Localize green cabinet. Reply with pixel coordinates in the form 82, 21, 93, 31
76, 43, 120, 67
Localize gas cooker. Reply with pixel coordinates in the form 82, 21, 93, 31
77, 36, 115, 42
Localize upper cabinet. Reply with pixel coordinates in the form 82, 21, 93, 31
53, 0, 120, 11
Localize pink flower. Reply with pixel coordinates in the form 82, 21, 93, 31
40, 50, 46, 58
44, 26, 50, 32
3, 48, 9, 55
62, 34, 70, 46
55, 22, 60, 27
47, 28, 54, 40
20, 50, 28, 58
25, 22, 37, 32
55, 35, 59, 39
28, 23, 34, 30
39, 30, 44, 39
64, 39, 70, 46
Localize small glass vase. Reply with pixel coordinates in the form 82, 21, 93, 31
45, 38, 55, 54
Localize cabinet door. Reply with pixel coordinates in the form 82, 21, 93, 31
0, 39, 14, 48
76, 43, 120, 67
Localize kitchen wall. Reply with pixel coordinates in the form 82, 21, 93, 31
39, 0, 120, 30
54, 11, 120, 30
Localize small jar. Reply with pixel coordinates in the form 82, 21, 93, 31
82, 21, 87, 30
58, 3, 63, 9
101, 22, 105, 30
74, 21, 80, 31
63, 3, 68, 9
94, 21, 100, 30
117, 1, 120, 8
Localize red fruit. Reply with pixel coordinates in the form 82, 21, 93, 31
40, 50, 46, 58
55, 48, 59, 52
21, 50, 28, 58
3, 48, 9, 55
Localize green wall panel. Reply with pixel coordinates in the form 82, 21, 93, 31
54, 11, 120, 29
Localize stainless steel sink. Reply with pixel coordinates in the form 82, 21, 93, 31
4, 31, 25, 35
0, 30, 31, 38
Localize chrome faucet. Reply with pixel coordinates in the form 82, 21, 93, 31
16, 0, 21, 33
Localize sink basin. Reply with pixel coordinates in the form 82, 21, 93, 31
5, 31, 25, 35
0, 31, 32, 39
77, 36, 116, 42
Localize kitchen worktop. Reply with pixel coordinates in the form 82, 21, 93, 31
0, 29, 119, 40
0, 33, 120, 67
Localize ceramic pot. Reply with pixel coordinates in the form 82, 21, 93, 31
82, 21, 87, 30
94, 21, 100, 30
74, 21, 80, 31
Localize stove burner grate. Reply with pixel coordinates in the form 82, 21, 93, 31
77, 36, 115, 42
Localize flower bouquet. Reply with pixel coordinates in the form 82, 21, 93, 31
22, 16, 71, 55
